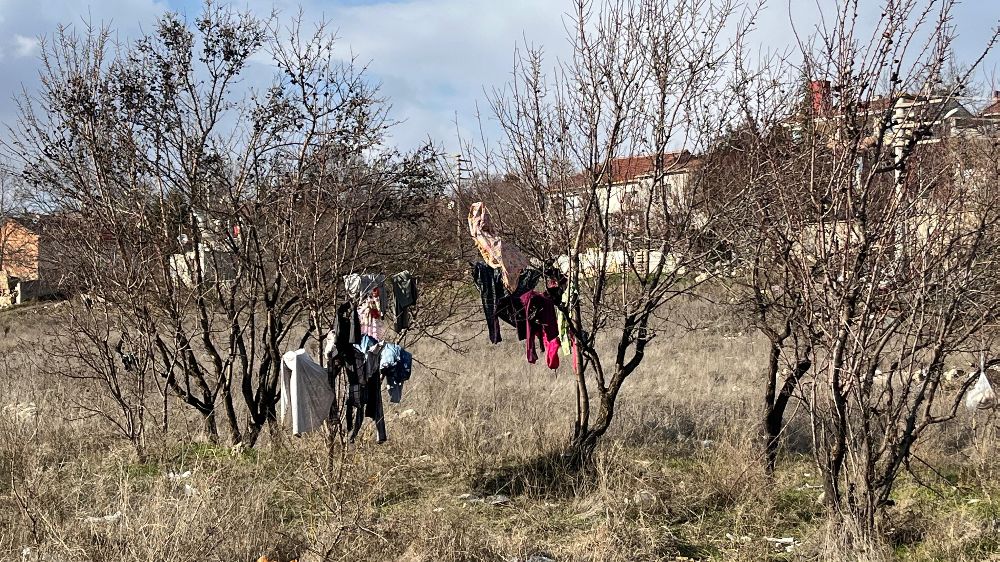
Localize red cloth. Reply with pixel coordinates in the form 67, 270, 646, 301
520, 290, 560, 370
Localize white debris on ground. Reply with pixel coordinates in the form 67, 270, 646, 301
3, 402, 38, 424
82, 511, 121, 524
455, 493, 510, 507
764, 536, 800, 552
166, 470, 192, 481
486, 494, 510, 506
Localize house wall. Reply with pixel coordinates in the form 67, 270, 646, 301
0, 221, 39, 280
579, 171, 692, 218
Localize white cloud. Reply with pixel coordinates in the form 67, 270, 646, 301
248, 0, 573, 151
0, 0, 995, 154
12, 34, 38, 57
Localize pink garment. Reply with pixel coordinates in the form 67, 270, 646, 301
520, 290, 560, 370
357, 298, 385, 341
468, 202, 530, 292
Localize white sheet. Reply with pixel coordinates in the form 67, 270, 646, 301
279, 349, 335, 435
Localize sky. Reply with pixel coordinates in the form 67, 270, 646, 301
0, 0, 997, 153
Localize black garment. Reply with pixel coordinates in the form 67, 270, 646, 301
472, 262, 505, 344
335, 302, 361, 350
473, 264, 544, 344
345, 343, 387, 443
391, 271, 418, 332
517, 268, 543, 294
543, 267, 567, 302
496, 268, 542, 341
325, 353, 342, 430
495, 292, 527, 341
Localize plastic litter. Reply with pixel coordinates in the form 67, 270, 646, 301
965, 359, 996, 411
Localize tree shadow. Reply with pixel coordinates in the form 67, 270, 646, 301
469, 450, 597, 499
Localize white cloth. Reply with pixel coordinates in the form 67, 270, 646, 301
323, 329, 337, 360
966, 371, 996, 411
279, 349, 335, 435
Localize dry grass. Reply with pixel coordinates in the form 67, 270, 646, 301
0, 299, 998, 561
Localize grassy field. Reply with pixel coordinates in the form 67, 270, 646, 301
0, 299, 998, 561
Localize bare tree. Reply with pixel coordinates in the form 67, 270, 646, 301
480, 0, 760, 464
5, 2, 452, 447
724, 0, 1000, 538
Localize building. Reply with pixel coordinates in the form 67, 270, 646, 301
0, 214, 80, 301
0, 217, 40, 281
797, 80, 1000, 151
555, 151, 701, 222
979, 91, 1000, 118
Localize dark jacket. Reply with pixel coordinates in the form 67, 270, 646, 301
335, 302, 361, 350
346, 335, 387, 442
473, 262, 506, 344
390, 271, 418, 332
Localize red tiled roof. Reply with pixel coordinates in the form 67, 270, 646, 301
547, 151, 700, 194
603, 151, 698, 183
982, 100, 1000, 116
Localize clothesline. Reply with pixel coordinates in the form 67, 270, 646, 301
281, 201, 578, 443
279, 269, 419, 443
468, 201, 579, 373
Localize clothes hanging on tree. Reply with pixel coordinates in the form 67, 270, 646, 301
473, 263, 544, 343
521, 290, 561, 370
344, 273, 388, 311
358, 293, 386, 340
468, 202, 531, 292
279, 349, 335, 435
335, 302, 361, 352
323, 330, 343, 426
496, 268, 542, 341
346, 335, 387, 443
544, 268, 567, 302
390, 271, 418, 332
379, 342, 413, 404
557, 285, 575, 357
472, 262, 505, 344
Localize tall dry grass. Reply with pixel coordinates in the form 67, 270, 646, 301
0, 298, 997, 561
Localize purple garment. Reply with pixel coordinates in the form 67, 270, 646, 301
520, 290, 560, 370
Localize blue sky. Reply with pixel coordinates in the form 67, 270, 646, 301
0, 0, 997, 152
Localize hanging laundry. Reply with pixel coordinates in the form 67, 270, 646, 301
380, 342, 413, 404
344, 273, 388, 313
335, 302, 361, 353
468, 202, 531, 292
556, 278, 576, 357
390, 271, 418, 332
346, 335, 387, 443
521, 291, 561, 370
472, 262, 505, 344
497, 268, 543, 341
517, 267, 543, 294
322, 329, 343, 424
279, 349, 335, 435
544, 267, 567, 302
357, 289, 387, 341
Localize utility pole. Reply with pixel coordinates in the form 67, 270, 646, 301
453, 153, 472, 262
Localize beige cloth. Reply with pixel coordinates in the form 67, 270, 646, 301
468, 202, 530, 292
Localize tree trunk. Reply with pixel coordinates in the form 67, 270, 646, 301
203, 410, 220, 443
763, 349, 811, 474
223, 387, 242, 445
566, 429, 599, 470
